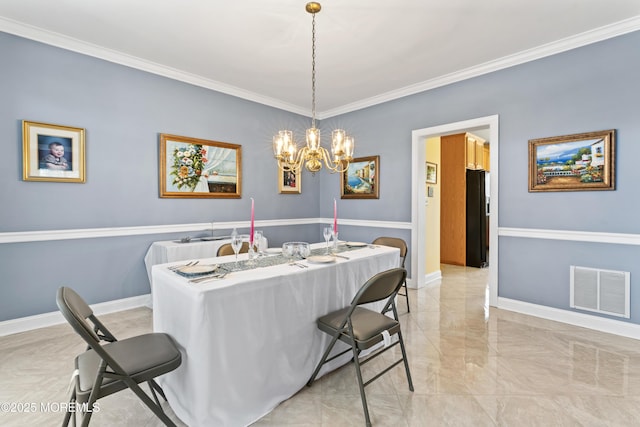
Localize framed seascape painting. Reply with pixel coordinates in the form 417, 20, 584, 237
159, 133, 242, 198
22, 120, 85, 183
528, 129, 616, 192
279, 169, 301, 194
341, 155, 379, 199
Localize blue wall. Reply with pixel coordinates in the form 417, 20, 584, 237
1, 29, 639, 324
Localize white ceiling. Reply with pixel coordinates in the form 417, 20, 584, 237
1, 1, 639, 118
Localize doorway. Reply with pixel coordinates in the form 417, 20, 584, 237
410, 115, 499, 306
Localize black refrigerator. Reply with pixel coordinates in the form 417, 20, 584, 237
466, 169, 488, 268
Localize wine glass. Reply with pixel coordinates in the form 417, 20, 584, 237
231, 234, 243, 270
323, 227, 332, 254
254, 230, 264, 257
282, 242, 296, 265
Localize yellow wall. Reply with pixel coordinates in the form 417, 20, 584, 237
425, 137, 441, 274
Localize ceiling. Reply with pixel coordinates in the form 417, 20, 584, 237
1, 1, 639, 118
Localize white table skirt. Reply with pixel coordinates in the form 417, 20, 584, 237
152, 243, 399, 427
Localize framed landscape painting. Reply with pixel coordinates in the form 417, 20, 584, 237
341, 155, 379, 199
159, 133, 242, 198
22, 120, 85, 183
528, 129, 616, 192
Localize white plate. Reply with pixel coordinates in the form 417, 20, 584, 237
345, 241, 368, 248
178, 265, 217, 275
306, 255, 336, 264
266, 248, 281, 254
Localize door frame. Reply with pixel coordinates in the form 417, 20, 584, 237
411, 115, 499, 306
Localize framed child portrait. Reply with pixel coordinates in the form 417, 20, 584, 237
278, 169, 301, 194
22, 120, 86, 183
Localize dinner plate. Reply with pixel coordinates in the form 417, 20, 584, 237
178, 265, 217, 275
345, 241, 368, 248
266, 247, 281, 254
306, 255, 336, 264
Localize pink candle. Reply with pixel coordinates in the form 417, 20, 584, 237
250, 198, 255, 245
333, 199, 338, 233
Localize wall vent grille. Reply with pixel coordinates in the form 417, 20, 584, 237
570, 266, 630, 318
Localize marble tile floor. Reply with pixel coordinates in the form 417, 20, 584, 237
3, 264, 640, 426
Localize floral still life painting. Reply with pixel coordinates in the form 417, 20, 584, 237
160, 134, 241, 198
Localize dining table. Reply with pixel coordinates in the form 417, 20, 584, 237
143, 236, 267, 284
151, 242, 400, 427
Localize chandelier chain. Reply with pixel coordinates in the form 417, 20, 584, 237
311, 11, 317, 129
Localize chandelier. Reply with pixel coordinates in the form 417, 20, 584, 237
273, 2, 354, 174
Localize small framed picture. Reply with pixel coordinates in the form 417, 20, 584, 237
279, 169, 301, 194
528, 129, 616, 192
22, 120, 86, 183
341, 155, 379, 199
426, 162, 437, 184
159, 133, 242, 198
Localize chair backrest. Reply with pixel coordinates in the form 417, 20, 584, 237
57, 286, 103, 344
57, 287, 127, 373
372, 237, 407, 267
217, 241, 250, 256
352, 268, 407, 306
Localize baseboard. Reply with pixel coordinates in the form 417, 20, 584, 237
424, 270, 442, 287
498, 297, 640, 340
0, 294, 152, 337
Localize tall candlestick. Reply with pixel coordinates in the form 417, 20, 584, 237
333, 198, 337, 233
250, 198, 255, 245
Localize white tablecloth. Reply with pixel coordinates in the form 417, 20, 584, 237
152, 243, 399, 427
144, 237, 267, 284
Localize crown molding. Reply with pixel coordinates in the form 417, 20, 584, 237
318, 15, 640, 118
0, 16, 309, 116
2, 15, 639, 119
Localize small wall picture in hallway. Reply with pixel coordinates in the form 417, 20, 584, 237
528, 129, 616, 192
341, 155, 379, 199
426, 162, 437, 184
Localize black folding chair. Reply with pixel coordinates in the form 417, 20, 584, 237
307, 268, 413, 426
56, 287, 182, 427
372, 237, 410, 312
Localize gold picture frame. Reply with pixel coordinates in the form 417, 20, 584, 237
341, 155, 379, 199
426, 162, 437, 184
159, 133, 242, 198
22, 120, 86, 183
278, 169, 301, 194
528, 129, 615, 192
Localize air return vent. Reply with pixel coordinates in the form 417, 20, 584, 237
570, 266, 630, 318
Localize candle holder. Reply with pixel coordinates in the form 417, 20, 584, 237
331, 231, 339, 253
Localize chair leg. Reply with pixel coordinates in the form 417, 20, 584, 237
397, 330, 414, 391
307, 332, 341, 386
404, 281, 410, 313
350, 340, 372, 427
62, 389, 76, 427
125, 378, 177, 427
